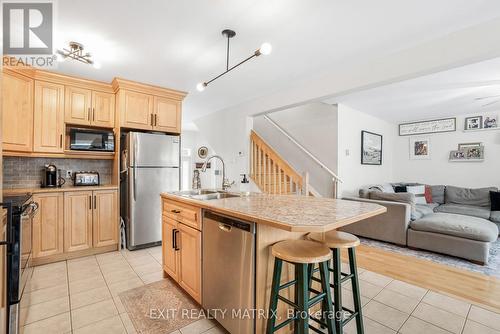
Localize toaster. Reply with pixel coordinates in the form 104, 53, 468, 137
74, 171, 100, 186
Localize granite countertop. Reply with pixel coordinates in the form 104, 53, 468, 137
162, 192, 386, 232
3, 184, 119, 196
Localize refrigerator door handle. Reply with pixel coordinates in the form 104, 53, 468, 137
133, 167, 136, 201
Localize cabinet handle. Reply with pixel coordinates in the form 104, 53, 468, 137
89, 195, 92, 210
93, 107, 95, 121
60, 134, 63, 148
154, 114, 157, 126
171, 209, 181, 214
88, 107, 91, 120
94, 195, 97, 210
174, 230, 180, 251
172, 228, 176, 249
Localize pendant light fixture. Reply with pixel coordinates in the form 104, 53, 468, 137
196, 29, 272, 92
56, 41, 100, 68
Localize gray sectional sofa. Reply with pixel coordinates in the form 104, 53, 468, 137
340, 185, 499, 264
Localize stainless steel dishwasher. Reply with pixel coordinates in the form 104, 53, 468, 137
202, 211, 256, 334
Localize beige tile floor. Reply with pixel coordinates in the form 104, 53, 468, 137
20, 247, 500, 334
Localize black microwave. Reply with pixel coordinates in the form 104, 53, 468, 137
69, 128, 115, 152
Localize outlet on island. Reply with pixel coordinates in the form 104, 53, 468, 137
66, 170, 73, 178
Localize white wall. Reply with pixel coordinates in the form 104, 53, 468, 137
393, 112, 500, 188
253, 103, 338, 196
337, 104, 396, 196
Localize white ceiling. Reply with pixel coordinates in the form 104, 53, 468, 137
326, 57, 500, 123
51, 0, 500, 123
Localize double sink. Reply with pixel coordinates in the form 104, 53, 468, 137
177, 189, 250, 201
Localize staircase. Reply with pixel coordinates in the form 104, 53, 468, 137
250, 124, 341, 197
250, 130, 306, 195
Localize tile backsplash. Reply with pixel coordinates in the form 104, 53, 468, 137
3, 157, 113, 189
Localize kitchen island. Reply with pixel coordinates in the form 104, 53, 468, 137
161, 192, 385, 333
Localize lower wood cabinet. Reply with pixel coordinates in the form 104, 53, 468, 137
33, 193, 64, 258
162, 199, 202, 303
33, 189, 118, 261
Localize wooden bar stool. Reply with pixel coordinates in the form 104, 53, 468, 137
308, 231, 363, 334
266, 240, 335, 334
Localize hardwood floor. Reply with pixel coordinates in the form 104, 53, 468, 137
344, 244, 500, 312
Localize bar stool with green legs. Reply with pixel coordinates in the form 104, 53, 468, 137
266, 239, 335, 334
308, 231, 364, 334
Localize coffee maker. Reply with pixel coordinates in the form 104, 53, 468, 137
42, 164, 65, 188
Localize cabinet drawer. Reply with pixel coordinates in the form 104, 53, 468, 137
163, 200, 200, 230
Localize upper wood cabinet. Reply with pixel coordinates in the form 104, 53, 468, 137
33, 193, 64, 258
2, 72, 33, 152
64, 191, 93, 253
153, 96, 181, 133
93, 190, 118, 248
64, 86, 92, 126
119, 90, 154, 130
33, 81, 65, 153
65, 87, 115, 128
92, 91, 115, 128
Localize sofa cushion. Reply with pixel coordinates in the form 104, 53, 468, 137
490, 191, 500, 211
490, 211, 500, 224
434, 203, 491, 220
445, 186, 498, 207
410, 213, 498, 242
415, 203, 439, 217
407, 185, 426, 204
369, 192, 415, 205
430, 185, 445, 204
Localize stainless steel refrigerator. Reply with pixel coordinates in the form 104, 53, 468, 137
121, 132, 180, 250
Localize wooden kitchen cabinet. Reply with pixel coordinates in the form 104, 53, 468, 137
33, 81, 65, 153
65, 87, 115, 128
2, 71, 34, 152
162, 217, 179, 281
64, 191, 93, 252
177, 223, 202, 303
93, 189, 118, 247
162, 199, 202, 303
119, 90, 154, 130
33, 193, 64, 258
64, 86, 92, 126
153, 96, 181, 133
92, 91, 115, 128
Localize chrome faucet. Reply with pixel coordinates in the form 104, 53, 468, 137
201, 155, 233, 191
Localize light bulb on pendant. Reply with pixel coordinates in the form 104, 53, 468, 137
196, 82, 207, 92
259, 42, 272, 56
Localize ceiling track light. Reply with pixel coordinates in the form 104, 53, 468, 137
197, 29, 272, 91
56, 41, 100, 68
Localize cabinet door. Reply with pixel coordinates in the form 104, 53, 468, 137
32, 193, 64, 258
162, 217, 179, 281
92, 91, 115, 128
64, 191, 93, 252
93, 190, 118, 247
64, 86, 92, 126
120, 90, 153, 130
2, 72, 33, 152
178, 223, 201, 303
153, 96, 181, 133
33, 81, 64, 153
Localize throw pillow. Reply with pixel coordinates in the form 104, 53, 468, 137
491, 191, 500, 211
394, 185, 407, 193
407, 185, 426, 204
424, 185, 433, 203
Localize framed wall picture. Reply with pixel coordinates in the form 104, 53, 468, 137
361, 131, 382, 165
464, 116, 483, 130
483, 115, 498, 129
409, 137, 431, 160
399, 117, 456, 136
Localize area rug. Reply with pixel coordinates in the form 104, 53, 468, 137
119, 278, 202, 334
360, 237, 500, 278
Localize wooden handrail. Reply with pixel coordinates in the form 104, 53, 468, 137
250, 130, 303, 195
